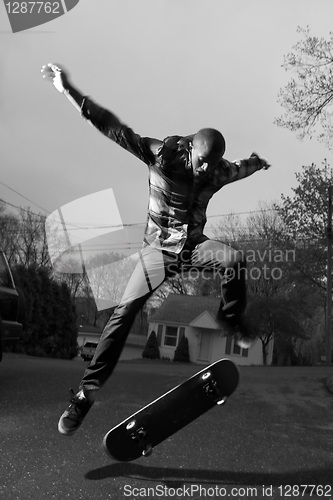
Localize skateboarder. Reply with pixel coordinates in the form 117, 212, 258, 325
41, 63, 270, 436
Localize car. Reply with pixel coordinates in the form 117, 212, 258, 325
0, 250, 25, 362
80, 341, 98, 361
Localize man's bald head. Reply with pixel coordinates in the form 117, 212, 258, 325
193, 128, 226, 159
191, 128, 226, 174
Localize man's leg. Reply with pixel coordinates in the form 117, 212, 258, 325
189, 239, 246, 314
188, 239, 251, 345
58, 245, 169, 435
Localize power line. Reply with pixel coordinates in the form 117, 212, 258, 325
0, 198, 46, 219
207, 208, 278, 219
1, 191, 279, 232
1, 174, 279, 227
0, 181, 50, 214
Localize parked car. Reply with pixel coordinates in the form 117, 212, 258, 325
80, 341, 98, 361
0, 251, 25, 362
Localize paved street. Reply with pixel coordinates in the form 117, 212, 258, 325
0, 354, 332, 500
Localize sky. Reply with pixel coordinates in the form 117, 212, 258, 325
1, 0, 333, 243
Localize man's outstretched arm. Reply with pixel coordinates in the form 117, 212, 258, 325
41, 63, 161, 165
222, 152, 271, 184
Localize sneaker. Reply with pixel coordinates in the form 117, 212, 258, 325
58, 389, 94, 436
233, 315, 257, 348
218, 312, 257, 349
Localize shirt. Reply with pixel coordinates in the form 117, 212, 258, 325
81, 97, 264, 253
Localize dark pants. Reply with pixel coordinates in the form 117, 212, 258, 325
80, 239, 246, 391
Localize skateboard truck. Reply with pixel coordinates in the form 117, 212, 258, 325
202, 371, 227, 405
126, 420, 153, 457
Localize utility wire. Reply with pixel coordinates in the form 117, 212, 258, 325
0, 198, 47, 219
0, 180, 280, 231
0, 181, 50, 214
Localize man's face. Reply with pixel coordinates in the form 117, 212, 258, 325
191, 144, 221, 175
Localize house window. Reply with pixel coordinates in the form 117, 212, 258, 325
156, 325, 186, 348
164, 326, 178, 347
225, 335, 232, 355
233, 343, 241, 355
225, 335, 248, 357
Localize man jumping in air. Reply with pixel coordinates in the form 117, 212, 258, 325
41, 63, 270, 436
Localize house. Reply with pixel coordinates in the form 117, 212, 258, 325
148, 294, 274, 366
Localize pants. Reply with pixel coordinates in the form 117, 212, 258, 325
80, 239, 246, 391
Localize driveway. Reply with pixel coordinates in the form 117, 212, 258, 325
0, 354, 332, 499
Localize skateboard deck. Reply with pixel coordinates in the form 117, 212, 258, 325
103, 358, 239, 461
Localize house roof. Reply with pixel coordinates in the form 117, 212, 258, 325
149, 294, 224, 327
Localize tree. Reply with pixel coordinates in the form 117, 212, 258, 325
16, 208, 50, 267
246, 295, 307, 366
0, 203, 51, 268
13, 265, 78, 359
173, 333, 190, 363
142, 330, 160, 359
83, 251, 136, 311
275, 161, 333, 293
56, 269, 88, 302
148, 274, 195, 310
213, 202, 293, 299
0, 202, 21, 264
213, 203, 312, 364
275, 27, 333, 149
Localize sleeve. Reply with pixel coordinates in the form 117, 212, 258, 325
80, 97, 158, 166
222, 153, 264, 184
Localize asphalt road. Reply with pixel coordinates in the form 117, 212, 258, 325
0, 354, 332, 500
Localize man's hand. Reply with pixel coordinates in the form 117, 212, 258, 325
251, 152, 271, 170
41, 63, 70, 94
260, 158, 271, 170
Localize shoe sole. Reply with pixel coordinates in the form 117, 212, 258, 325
58, 415, 77, 436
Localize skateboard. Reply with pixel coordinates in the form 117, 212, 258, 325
103, 358, 239, 461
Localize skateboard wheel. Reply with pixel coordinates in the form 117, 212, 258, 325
126, 420, 137, 431
217, 397, 227, 405
202, 371, 211, 381
142, 444, 153, 457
